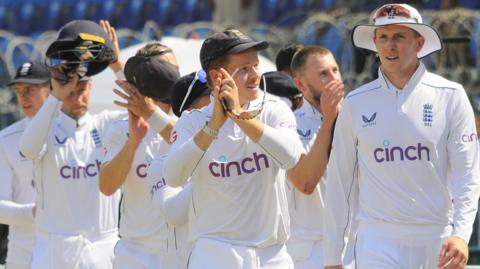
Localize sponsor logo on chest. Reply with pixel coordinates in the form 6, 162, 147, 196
208, 152, 270, 178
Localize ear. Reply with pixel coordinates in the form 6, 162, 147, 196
208, 69, 222, 83
416, 36, 425, 53
294, 76, 307, 94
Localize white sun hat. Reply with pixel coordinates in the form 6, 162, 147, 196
352, 3, 442, 58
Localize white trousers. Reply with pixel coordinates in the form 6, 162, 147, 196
30, 231, 118, 269
355, 221, 452, 269
188, 238, 293, 269
113, 237, 167, 269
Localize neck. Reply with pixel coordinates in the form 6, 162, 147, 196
305, 96, 321, 114
382, 61, 420, 89
156, 101, 171, 114
61, 108, 84, 120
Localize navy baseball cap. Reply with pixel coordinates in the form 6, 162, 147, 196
200, 29, 269, 70
46, 20, 115, 77
8, 61, 50, 86
124, 56, 180, 102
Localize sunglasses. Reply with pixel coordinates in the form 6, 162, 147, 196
373, 4, 416, 22
221, 68, 267, 121
179, 69, 208, 112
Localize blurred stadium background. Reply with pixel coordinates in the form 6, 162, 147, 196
0, 0, 480, 266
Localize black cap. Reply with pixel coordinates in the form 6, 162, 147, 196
260, 71, 301, 98
200, 29, 269, 71
8, 61, 50, 86
170, 71, 211, 117
46, 20, 115, 77
124, 56, 180, 102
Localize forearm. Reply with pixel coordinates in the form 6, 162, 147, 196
288, 119, 335, 194
164, 183, 192, 226
20, 95, 60, 160
232, 117, 264, 142
257, 125, 301, 170
147, 107, 176, 142
0, 200, 34, 226
164, 138, 205, 187
99, 139, 140, 195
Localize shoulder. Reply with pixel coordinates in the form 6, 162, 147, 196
421, 72, 463, 91
94, 110, 127, 123
0, 118, 27, 140
345, 79, 382, 100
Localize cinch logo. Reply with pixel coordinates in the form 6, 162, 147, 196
136, 163, 149, 178
136, 156, 153, 178
279, 121, 296, 129
150, 177, 167, 198
60, 159, 102, 179
209, 152, 270, 178
373, 140, 431, 163
462, 133, 477, 143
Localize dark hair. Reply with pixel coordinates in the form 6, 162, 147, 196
291, 46, 332, 76
275, 44, 304, 73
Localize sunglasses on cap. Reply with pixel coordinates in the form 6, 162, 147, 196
373, 4, 417, 23
221, 68, 267, 121
179, 70, 208, 112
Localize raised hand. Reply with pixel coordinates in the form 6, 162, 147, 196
113, 80, 157, 119
49, 67, 80, 101
99, 20, 122, 72
320, 79, 344, 124
127, 110, 149, 145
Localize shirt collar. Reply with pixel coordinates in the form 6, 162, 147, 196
299, 98, 323, 121
378, 61, 426, 92
56, 110, 92, 131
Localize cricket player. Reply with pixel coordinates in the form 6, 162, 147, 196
163, 29, 304, 269
0, 61, 50, 269
148, 71, 211, 269
19, 20, 124, 269
324, 4, 480, 269
99, 55, 180, 268
286, 46, 348, 269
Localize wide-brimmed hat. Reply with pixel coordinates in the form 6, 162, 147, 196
352, 3, 442, 58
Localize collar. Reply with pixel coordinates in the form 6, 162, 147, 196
378, 61, 426, 93
56, 110, 92, 131
298, 97, 323, 121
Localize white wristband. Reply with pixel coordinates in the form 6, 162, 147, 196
202, 124, 219, 139
148, 107, 171, 133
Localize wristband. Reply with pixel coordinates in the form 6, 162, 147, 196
202, 123, 218, 139
148, 107, 171, 133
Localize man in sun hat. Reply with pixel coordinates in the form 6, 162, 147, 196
324, 3, 480, 269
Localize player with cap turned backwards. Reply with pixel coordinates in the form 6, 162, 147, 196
163, 29, 308, 268
0, 61, 50, 269
148, 70, 211, 269
98, 52, 180, 268
19, 20, 126, 269
324, 4, 480, 269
